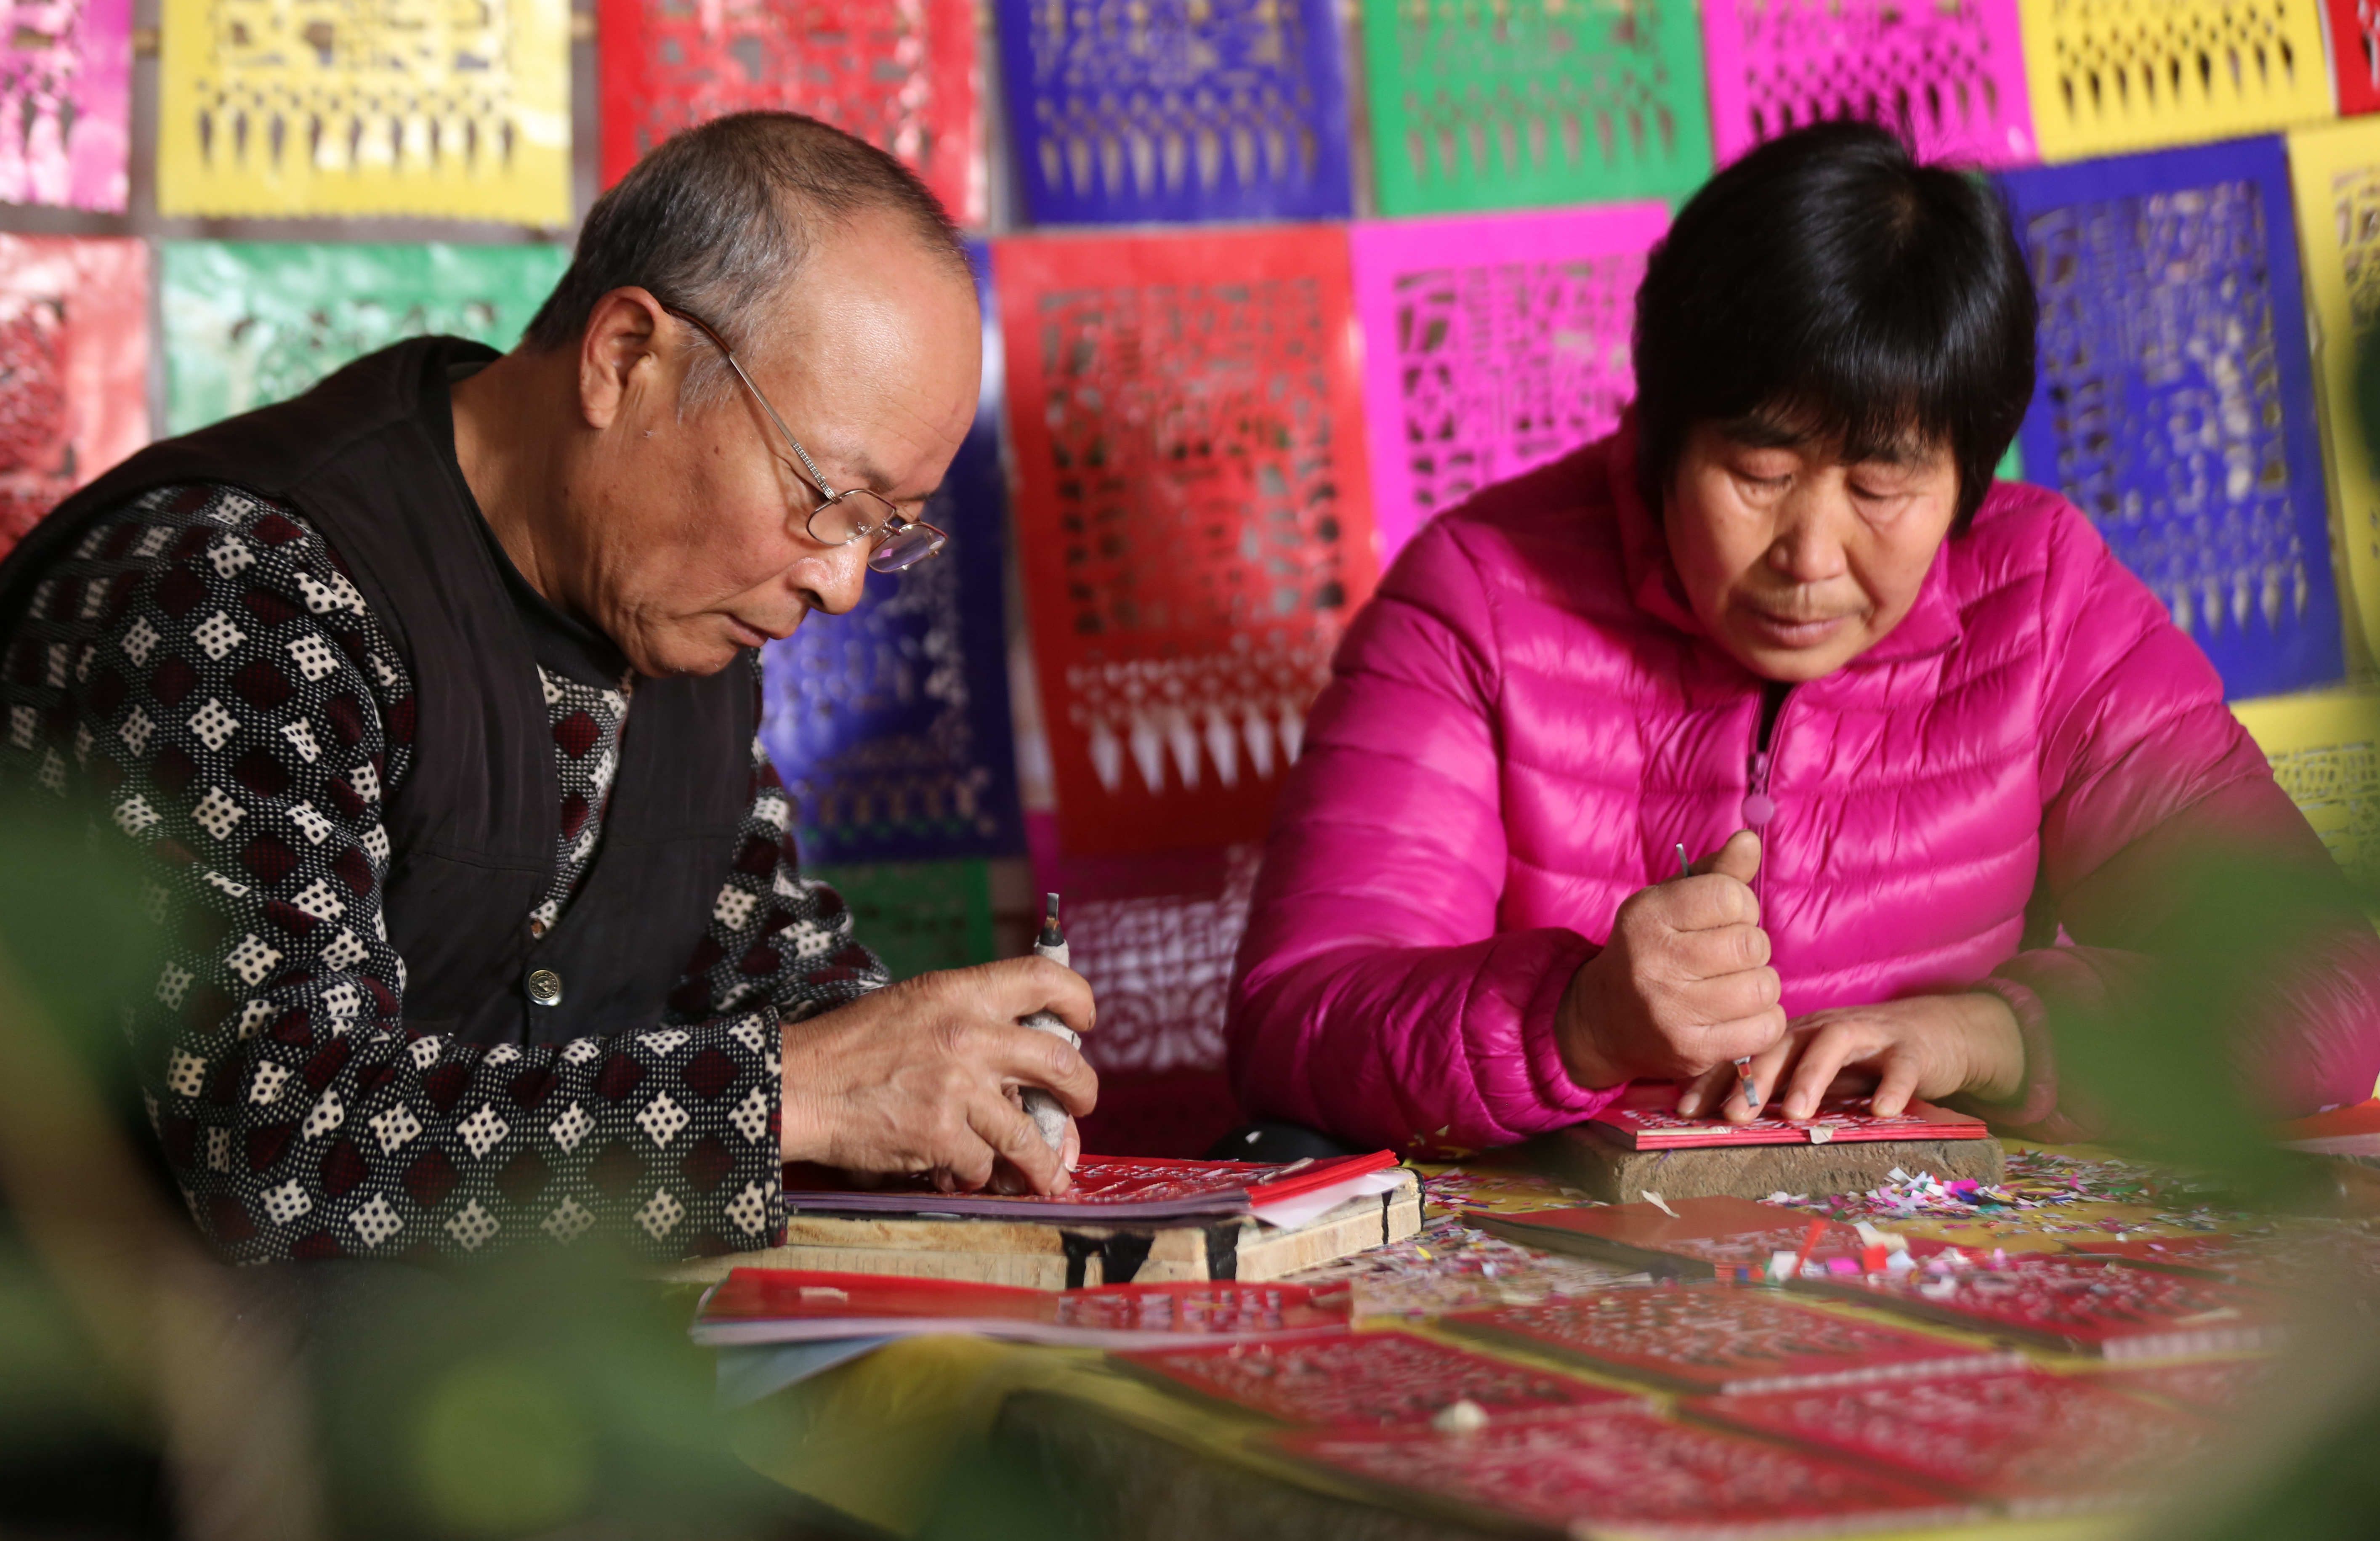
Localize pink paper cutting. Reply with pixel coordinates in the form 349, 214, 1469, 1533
0, 0, 129, 211
0, 234, 145, 558
1349, 205, 1667, 564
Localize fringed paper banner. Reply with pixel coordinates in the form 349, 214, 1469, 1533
157, 0, 571, 223
158, 242, 570, 434
806, 859, 997, 979
0, 0, 129, 210
1349, 205, 1665, 563
994, 225, 1376, 858
2016, 0, 2331, 163
2003, 138, 2343, 700
2231, 686, 2380, 887
0, 235, 146, 559
760, 242, 1023, 864
2286, 119, 2380, 672
1700, 0, 2034, 169
598, 0, 983, 226
1356, 0, 1711, 218
994, 0, 1352, 224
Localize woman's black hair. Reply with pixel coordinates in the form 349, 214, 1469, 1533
1632, 121, 2037, 531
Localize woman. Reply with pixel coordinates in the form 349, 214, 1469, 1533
1228, 122, 2380, 1154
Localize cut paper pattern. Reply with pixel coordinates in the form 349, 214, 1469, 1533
995, 227, 1377, 857
2327, 0, 2380, 115
761, 242, 1022, 863
2005, 138, 2343, 700
1700, 0, 2035, 168
1588, 1092, 1989, 1150
598, 0, 982, 226
156, 0, 571, 223
0, 0, 128, 210
2231, 687, 2380, 886
1804, 1254, 2284, 1358
2015, 0, 2332, 163
1120, 1330, 1635, 1427
995, 0, 1351, 224
0, 235, 145, 559
1350, 205, 1664, 563
158, 242, 570, 434
807, 860, 996, 980
1356, 0, 1712, 218
2285, 120, 2380, 671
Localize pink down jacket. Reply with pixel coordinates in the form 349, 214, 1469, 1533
1228, 423, 2380, 1153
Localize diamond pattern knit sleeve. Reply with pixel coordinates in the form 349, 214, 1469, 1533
0, 486, 795, 1262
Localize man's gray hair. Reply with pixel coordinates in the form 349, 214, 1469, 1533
524, 111, 970, 401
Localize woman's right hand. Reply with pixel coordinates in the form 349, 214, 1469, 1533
1554, 830, 1787, 1092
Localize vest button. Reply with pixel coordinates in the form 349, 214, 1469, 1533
525, 968, 564, 1006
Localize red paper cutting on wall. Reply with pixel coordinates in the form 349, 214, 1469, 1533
598, 0, 983, 224
0, 234, 145, 558
1120, 1329, 1638, 1427
996, 226, 1378, 858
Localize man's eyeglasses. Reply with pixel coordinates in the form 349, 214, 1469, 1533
661, 302, 948, 574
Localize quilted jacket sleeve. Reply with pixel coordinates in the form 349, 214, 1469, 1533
1980, 504, 2380, 1134
1226, 516, 1613, 1155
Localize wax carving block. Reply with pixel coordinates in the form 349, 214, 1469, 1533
2327, 0, 2380, 115
761, 244, 1022, 863
2286, 120, 2380, 673
1590, 1091, 1990, 1150
1349, 205, 1665, 562
158, 242, 570, 435
2004, 139, 2343, 700
1803, 1254, 2287, 1358
1693, 1368, 2222, 1511
157, 0, 570, 222
1277, 1405, 1969, 1535
1120, 1330, 1637, 1426
1700, 0, 2035, 169
995, 0, 1351, 224
0, 235, 145, 559
1357, 0, 1711, 217
598, 0, 981, 225
0, 0, 128, 210
2016, 0, 2331, 163
995, 227, 1376, 857
806, 861, 996, 978
1445, 1283, 2015, 1395
2235, 689, 2380, 886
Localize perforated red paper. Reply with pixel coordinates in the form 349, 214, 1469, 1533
1120, 1330, 1636, 1426
0, 234, 144, 558
695, 1268, 1352, 1345
1807, 1255, 2287, 1358
996, 227, 1377, 857
783, 1151, 1393, 1221
1590, 1091, 1989, 1150
598, 0, 982, 224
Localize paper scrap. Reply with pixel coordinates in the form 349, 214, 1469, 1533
1640, 1190, 1681, 1219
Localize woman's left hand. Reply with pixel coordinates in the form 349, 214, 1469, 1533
1675, 991, 2025, 1122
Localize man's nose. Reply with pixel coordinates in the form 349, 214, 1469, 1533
1764, 492, 1853, 585
802, 538, 872, 617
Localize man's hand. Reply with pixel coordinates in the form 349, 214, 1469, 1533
779, 957, 1097, 1195
1681, 991, 2024, 1122
1556, 831, 1786, 1090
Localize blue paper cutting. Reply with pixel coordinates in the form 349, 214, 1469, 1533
2001, 138, 2344, 701
995, 0, 1354, 225
758, 242, 1024, 863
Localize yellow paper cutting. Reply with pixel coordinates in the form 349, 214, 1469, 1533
2231, 686, 2380, 885
2288, 118, 2380, 674
156, 0, 570, 223
2018, 0, 2333, 162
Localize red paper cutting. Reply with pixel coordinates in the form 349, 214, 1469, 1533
1803, 1255, 2288, 1359
2089, 1357, 2273, 1417
694, 1268, 1351, 1345
598, 0, 983, 225
996, 226, 1378, 858
1473, 1196, 1947, 1279
1119, 1330, 1638, 1427
0, 234, 144, 558
781, 1150, 1396, 1221
1276, 1406, 1971, 1537
1445, 1283, 2015, 1395
1692, 1368, 2222, 1512
1588, 1086, 1990, 1150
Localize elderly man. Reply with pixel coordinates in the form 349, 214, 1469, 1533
0, 113, 1096, 1264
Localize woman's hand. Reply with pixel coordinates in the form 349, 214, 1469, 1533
1677, 991, 2024, 1122
1557, 831, 1787, 1090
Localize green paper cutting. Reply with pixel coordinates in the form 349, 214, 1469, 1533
809, 860, 997, 982
160, 241, 571, 434
1358, 0, 1713, 216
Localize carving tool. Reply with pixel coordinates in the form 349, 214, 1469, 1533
1018, 893, 1080, 1152
1680, 842, 1762, 1116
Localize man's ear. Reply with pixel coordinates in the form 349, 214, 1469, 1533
576, 287, 674, 430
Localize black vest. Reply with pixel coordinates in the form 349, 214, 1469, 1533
0, 338, 755, 1047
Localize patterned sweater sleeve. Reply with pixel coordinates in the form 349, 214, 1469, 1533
3, 486, 793, 1263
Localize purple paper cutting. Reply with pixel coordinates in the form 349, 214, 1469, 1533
1701, 0, 2035, 169
1351, 205, 1669, 564
0, 0, 128, 211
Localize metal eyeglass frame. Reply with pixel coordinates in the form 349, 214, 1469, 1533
660, 301, 948, 574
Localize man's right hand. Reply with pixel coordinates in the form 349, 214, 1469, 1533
1554, 830, 1786, 1092
779, 957, 1097, 1196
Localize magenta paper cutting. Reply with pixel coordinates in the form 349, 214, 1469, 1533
1351, 205, 1668, 564
0, 0, 129, 210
